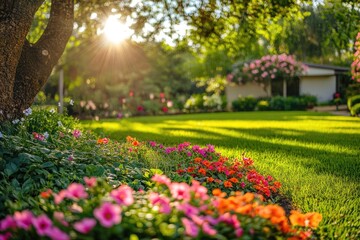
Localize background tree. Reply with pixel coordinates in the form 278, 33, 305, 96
0, 0, 311, 121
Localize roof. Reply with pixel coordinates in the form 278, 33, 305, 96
304, 62, 349, 72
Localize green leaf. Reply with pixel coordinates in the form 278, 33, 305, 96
4, 162, 18, 177
41, 162, 55, 168
85, 164, 105, 177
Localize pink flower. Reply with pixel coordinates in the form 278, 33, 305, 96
191, 180, 209, 201
149, 193, 172, 214
235, 228, 244, 237
32, 214, 52, 236
66, 183, 88, 200
32, 132, 45, 141
202, 222, 217, 236
181, 218, 199, 237
14, 210, 33, 230
84, 177, 97, 188
0, 216, 16, 231
72, 129, 81, 138
170, 182, 191, 201
53, 212, 68, 227
54, 190, 67, 204
74, 218, 96, 234
151, 174, 171, 186
46, 226, 70, 240
94, 202, 121, 228
177, 203, 199, 217
110, 185, 134, 206
0, 233, 11, 240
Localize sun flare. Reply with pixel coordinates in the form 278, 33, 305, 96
104, 16, 133, 44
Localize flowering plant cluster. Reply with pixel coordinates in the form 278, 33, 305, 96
351, 32, 360, 82
230, 54, 307, 90
144, 140, 280, 198
0, 176, 321, 240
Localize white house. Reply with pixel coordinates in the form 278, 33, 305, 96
226, 63, 350, 107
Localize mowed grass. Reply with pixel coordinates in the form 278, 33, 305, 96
81, 111, 360, 239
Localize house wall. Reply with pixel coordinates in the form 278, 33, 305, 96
225, 82, 269, 109
301, 67, 334, 77
299, 76, 336, 103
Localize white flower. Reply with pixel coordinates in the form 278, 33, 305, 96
0, 132, 3, 138
12, 119, 20, 124
58, 121, 63, 127
50, 108, 55, 113
23, 107, 32, 116
21, 118, 25, 122
0, 110, 3, 115
58, 102, 61, 107
43, 132, 49, 139
69, 99, 74, 106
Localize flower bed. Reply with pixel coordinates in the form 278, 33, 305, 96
0, 109, 322, 239
0, 176, 321, 240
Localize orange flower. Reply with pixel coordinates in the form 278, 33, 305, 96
187, 167, 194, 173
274, 181, 282, 189
212, 189, 226, 197
304, 212, 322, 228
97, 138, 109, 144
194, 157, 202, 163
290, 210, 322, 228
202, 160, 211, 167
229, 177, 239, 183
40, 189, 52, 198
132, 140, 140, 146
126, 136, 134, 142
228, 170, 236, 176
224, 180, 233, 188
198, 168, 206, 175
207, 177, 214, 183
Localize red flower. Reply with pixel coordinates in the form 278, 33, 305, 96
40, 189, 52, 198
198, 168, 207, 176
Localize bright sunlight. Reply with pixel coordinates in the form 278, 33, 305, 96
104, 15, 133, 44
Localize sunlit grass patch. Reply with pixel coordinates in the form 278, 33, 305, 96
81, 111, 360, 239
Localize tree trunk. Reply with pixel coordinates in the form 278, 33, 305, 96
0, 0, 74, 121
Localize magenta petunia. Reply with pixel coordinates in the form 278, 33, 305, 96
66, 183, 88, 200
14, 210, 33, 230
170, 182, 190, 201
94, 202, 121, 228
74, 218, 96, 234
32, 214, 52, 236
46, 226, 70, 240
151, 174, 171, 186
0, 216, 16, 231
84, 177, 97, 188
181, 218, 199, 237
72, 129, 81, 138
149, 193, 171, 214
110, 185, 134, 206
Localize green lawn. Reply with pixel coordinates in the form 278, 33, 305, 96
81, 111, 360, 239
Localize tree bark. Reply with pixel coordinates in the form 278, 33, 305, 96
0, 0, 74, 121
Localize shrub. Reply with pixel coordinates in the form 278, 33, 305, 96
350, 103, 360, 116
184, 94, 204, 111
347, 95, 360, 110
257, 100, 270, 111
269, 96, 285, 110
232, 96, 257, 111
300, 94, 317, 108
